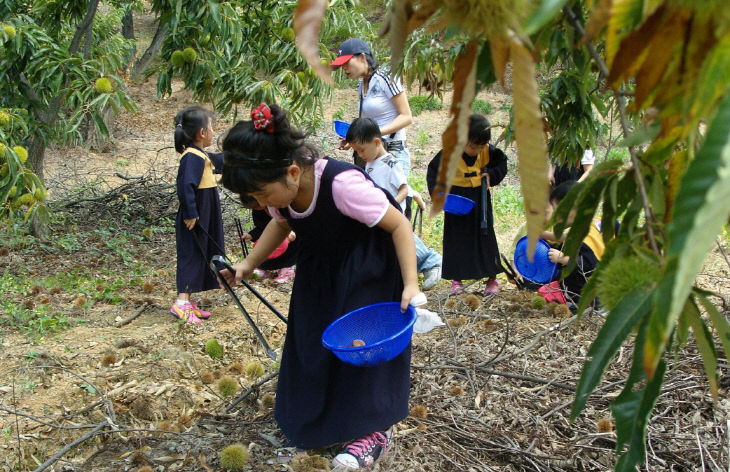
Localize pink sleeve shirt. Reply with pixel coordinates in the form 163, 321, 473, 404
269, 159, 390, 227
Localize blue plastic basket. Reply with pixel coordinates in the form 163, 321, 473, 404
443, 194, 475, 215
321, 302, 417, 367
513, 236, 560, 284
334, 120, 351, 139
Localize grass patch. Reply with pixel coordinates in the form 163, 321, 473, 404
409, 95, 443, 116
473, 98, 493, 115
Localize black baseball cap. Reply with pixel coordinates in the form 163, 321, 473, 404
330, 38, 370, 68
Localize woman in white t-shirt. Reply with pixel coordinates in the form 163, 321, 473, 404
331, 38, 414, 176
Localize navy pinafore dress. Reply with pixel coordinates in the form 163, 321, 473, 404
175, 146, 225, 293
274, 158, 411, 448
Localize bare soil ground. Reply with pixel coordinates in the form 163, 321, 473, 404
1, 46, 729, 472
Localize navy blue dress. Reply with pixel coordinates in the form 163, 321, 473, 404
175, 146, 225, 293
274, 158, 410, 448
427, 146, 508, 280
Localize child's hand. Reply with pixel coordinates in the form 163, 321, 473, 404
338, 139, 351, 151
400, 283, 422, 312
220, 261, 252, 287
184, 217, 199, 230
239, 232, 252, 243
548, 248, 568, 265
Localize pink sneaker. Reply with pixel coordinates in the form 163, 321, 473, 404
449, 280, 464, 295
332, 428, 393, 469
484, 278, 500, 295
189, 300, 211, 319
170, 302, 202, 324
274, 266, 295, 284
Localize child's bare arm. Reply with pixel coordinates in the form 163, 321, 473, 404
412, 190, 426, 210
376, 206, 419, 311
394, 184, 408, 204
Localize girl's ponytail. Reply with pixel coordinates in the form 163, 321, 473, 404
174, 106, 213, 153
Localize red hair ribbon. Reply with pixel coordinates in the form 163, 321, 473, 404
252, 103, 274, 133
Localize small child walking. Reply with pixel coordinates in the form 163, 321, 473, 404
346, 117, 442, 290
219, 103, 418, 470
172, 106, 224, 323
426, 113, 508, 295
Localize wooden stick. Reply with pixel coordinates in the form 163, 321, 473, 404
32, 421, 108, 472
115, 303, 148, 328
224, 371, 278, 413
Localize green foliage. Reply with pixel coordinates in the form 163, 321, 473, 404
493, 184, 524, 220
408, 95, 443, 116
151, 0, 375, 124
0, 146, 49, 227
0, 3, 136, 231
0, 272, 74, 338
472, 98, 493, 115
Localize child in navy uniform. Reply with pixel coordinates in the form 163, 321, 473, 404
426, 114, 508, 295
219, 103, 418, 470
172, 106, 224, 323
547, 181, 605, 307
346, 117, 442, 290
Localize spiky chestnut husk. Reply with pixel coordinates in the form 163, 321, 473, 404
171, 50, 185, 67
219, 443, 249, 470
94, 77, 113, 94
218, 376, 237, 397
12, 145, 27, 163
182, 47, 197, 63
245, 361, 264, 379
205, 339, 223, 358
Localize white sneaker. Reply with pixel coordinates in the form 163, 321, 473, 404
422, 266, 441, 291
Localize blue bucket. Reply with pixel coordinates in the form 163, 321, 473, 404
513, 236, 560, 284
443, 194, 475, 215
334, 120, 351, 139
321, 302, 417, 367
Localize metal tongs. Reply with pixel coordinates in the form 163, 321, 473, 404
211, 255, 288, 360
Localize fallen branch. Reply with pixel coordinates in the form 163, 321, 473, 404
32, 421, 108, 472
115, 303, 149, 328
478, 314, 578, 365
224, 371, 279, 413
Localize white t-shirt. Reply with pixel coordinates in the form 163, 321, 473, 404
581, 149, 595, 165
359, 69, 407, 143
365, 153, 408, 212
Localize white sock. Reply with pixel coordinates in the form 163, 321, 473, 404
176, 299, 188, 306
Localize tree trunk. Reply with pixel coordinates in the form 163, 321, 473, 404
122, 9, 136, 66
83, 104, 115, 152
130, 20, 168, 81
28, 137, 47, 182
